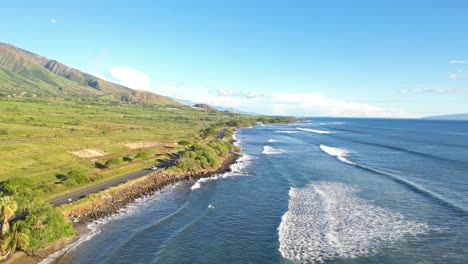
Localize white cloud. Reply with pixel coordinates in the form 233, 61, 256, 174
268, 93, 415, 118
449, 60, 466, 64
50, 18, 57, 24
218, 89, 241, 97
217, 89, 265, 99
244, 92, 265, 99
449, 74, 468, 80
400, 87, 468, 94
173, 91, 416, 118
93, 67, 414, 117
94, 72, 111, 82
96, 66, 151, 91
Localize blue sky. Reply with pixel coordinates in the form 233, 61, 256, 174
1, 0, 468, 117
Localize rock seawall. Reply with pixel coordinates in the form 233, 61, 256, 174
63, 153, 239, 222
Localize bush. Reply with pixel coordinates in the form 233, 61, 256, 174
134, 149, 156, 159
25, 203, 75, 248
123, 156, 133, 162
105, 157, 124, 167
177, 140, 191, 146
0, 129, 8, 135
63, 168, 93, 187
172, 140, 236, 172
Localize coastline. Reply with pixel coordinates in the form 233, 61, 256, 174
8, 150, 241, 264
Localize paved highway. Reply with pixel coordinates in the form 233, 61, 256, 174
49, 128, 227, 207
48, 158, 177, 207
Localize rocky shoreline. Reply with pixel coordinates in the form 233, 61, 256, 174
7, 152, 240, 264
64, 152, 239, 222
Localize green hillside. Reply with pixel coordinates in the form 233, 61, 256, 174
0, 42, 180, 105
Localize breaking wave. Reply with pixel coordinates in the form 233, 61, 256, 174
190, 154, 255, 190
320, 145, 468, 214
297, 127, 331, 134
319, 145, 355, 165
276, 130, 299, 134
267, 139, 283, 142
278, 182, 430, 264
262, 146, 285, 155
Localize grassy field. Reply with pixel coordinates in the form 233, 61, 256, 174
0, 97, 268, 198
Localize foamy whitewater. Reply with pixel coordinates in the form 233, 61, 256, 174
190, 153, 254, 190
296, 127, 331, 134
319, 145, 355, 165
278, 182, 430, 264
262, 146, 285, 155
276, 130, 299, 134
268, 139, 282, 142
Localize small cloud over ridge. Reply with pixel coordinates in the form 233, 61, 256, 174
400, 87, 468, 94
449, 60, 466, 64
96, 66, 151, 91
217, 89, 265, 99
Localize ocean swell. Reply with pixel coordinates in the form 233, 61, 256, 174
296, 127, 331, 134
319, 144, 355, 165
278, 182, 430, 264
262, 146, 285, 155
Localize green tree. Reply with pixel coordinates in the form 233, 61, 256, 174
25, 203, 74, 249
0, 196, 17, 237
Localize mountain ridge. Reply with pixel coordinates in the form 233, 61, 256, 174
0, 42, 179, 105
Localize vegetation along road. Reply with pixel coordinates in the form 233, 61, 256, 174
48, 158, 177, 206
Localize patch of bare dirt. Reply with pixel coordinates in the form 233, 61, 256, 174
124, 141, 160, 149
71, 149, 106, 158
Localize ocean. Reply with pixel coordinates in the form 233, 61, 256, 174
51, 118, 468, 264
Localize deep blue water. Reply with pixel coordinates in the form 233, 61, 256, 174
54, 118, 468, 264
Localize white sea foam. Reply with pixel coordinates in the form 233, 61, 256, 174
190, 153, 255, 190
297, 127, 331, 134
262, 146, 285, 155
278, 182, 430, 264
320, 144, 355, 165
276, 130, 299, 134
267, 139, 283, 143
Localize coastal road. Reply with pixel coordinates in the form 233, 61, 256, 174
48, 158, 177, 207
49, 128, 228, 207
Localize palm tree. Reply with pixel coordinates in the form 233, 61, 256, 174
0, 235, 13, 261
0, 196, 18, 237
8, 221, 29, 253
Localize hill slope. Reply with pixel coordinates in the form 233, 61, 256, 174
0, 42, 179, 105
423, 113, 468, 120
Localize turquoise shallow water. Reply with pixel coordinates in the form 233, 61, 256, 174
54, 118, 468, 264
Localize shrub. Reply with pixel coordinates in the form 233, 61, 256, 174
177, 140, 191, 146
134, 149, 156, 159
63, 168, 93, 186
25, 203, 75, 248
105, 157, 124, 167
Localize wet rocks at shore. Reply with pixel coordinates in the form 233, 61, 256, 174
63, 153, 239, 223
